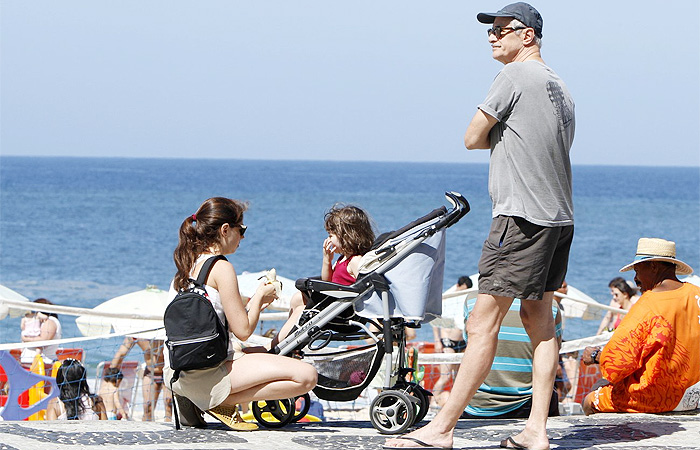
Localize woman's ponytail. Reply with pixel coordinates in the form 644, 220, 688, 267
173, 198, 248, 291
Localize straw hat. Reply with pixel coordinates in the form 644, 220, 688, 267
620, 238, 693, 275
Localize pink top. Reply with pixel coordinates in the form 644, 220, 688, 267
331, 257, 356, 285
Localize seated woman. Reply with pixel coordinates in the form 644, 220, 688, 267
20, 298, 63, 365
164, 197, 317, 430
47, 359, 107, 420
274, 204, 376, 345
596, 277, 639, 335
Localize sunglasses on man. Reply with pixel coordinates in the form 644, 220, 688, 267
487, 25, 527, 39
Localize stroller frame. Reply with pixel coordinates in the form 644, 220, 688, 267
266, 192, 470, 433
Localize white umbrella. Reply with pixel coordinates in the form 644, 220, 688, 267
555, 285, 604, 320
75, 286, 169, 340
432, 275, 605, 328
236, 270, 300, 311
0, 284, 30, 320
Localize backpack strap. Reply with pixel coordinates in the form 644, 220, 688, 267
171, 376, 181, 430
192, 254, 230, 331
193, 255, 228, 288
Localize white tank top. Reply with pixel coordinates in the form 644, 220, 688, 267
57, 394, 100, 420
20, 315, 63, 364
167, 254, 235, 359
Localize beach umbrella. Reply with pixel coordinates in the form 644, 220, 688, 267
0, 284, 30, 320
236, 270, 300, 311
75, 286, 169, 340
432, 276, 603, 328
555, 285, 603, 320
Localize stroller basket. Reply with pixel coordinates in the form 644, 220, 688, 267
305, 343, 385, 401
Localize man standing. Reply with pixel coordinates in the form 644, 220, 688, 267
385, 3, 574, 449
582, 238, 700, 415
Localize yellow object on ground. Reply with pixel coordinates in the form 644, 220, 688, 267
27, 354, 47, 421
206, 404, 259, 431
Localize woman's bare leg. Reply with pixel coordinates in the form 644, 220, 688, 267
221, 353, 317, 406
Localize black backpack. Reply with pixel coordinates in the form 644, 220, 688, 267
165, 255, 229, 380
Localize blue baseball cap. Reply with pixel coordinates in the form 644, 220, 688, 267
477, 2, 543, 38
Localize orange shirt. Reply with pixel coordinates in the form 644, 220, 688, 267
595, 282, 700, 413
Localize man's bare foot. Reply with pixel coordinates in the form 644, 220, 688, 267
500, 429, 549, 450
383, 423, 453, 449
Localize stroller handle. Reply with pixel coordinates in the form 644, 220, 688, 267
444, 191, 470, 228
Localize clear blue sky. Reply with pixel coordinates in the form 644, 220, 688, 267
2, 1, 699, 166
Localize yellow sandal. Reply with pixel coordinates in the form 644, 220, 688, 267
206, 404, 259, 431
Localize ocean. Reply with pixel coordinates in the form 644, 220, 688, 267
1, 156, 699, 361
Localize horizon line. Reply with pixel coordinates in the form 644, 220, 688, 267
1, 154, 699, 170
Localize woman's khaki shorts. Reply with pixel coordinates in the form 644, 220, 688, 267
477, 215, 574, 300
164, 361, 232, 412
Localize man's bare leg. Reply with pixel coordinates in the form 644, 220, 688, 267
504, 292, 558, 450
384, 294, 512, 448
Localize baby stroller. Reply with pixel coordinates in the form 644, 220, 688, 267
254, 192, 470, 434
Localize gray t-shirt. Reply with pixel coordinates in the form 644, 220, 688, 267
478, 61, 575, 227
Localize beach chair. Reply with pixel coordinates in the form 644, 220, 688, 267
94, 361, 143, 420
268, 192, 470, 434
56, 348, 85, 363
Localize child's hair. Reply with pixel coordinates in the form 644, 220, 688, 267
56, 359, 94, 420
324, 205, 375, 256
173, 197, 248, 291
103, 367, 124, 384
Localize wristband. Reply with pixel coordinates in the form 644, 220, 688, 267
590, 348, 601, 364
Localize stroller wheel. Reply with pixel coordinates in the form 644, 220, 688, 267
369, 390, 416, 434
251, 398, 295, 428
394, 381, 430, 425
409, 386, 429, 425
291, 393, 312, 422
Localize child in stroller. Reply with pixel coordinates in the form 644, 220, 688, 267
274, 204, 376, 346
256, 192, 470, 434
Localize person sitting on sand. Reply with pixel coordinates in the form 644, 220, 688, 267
582, 238, 700, 415
47, 359, 107, 420
461, 297, 563, 419
98, 368, 129, 420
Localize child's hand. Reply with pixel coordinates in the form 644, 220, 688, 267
323, 237, 336, 259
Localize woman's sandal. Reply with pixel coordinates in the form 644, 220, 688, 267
206, 404, 259, 431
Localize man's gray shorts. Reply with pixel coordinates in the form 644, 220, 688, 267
478, 215, 574, 300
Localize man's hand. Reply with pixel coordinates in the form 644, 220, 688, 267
582, 346, 601, 366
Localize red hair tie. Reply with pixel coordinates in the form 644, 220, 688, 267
191, 214, 197, 221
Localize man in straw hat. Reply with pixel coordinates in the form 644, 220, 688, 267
581, 238, 700, 415
386, 2, 574, 449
